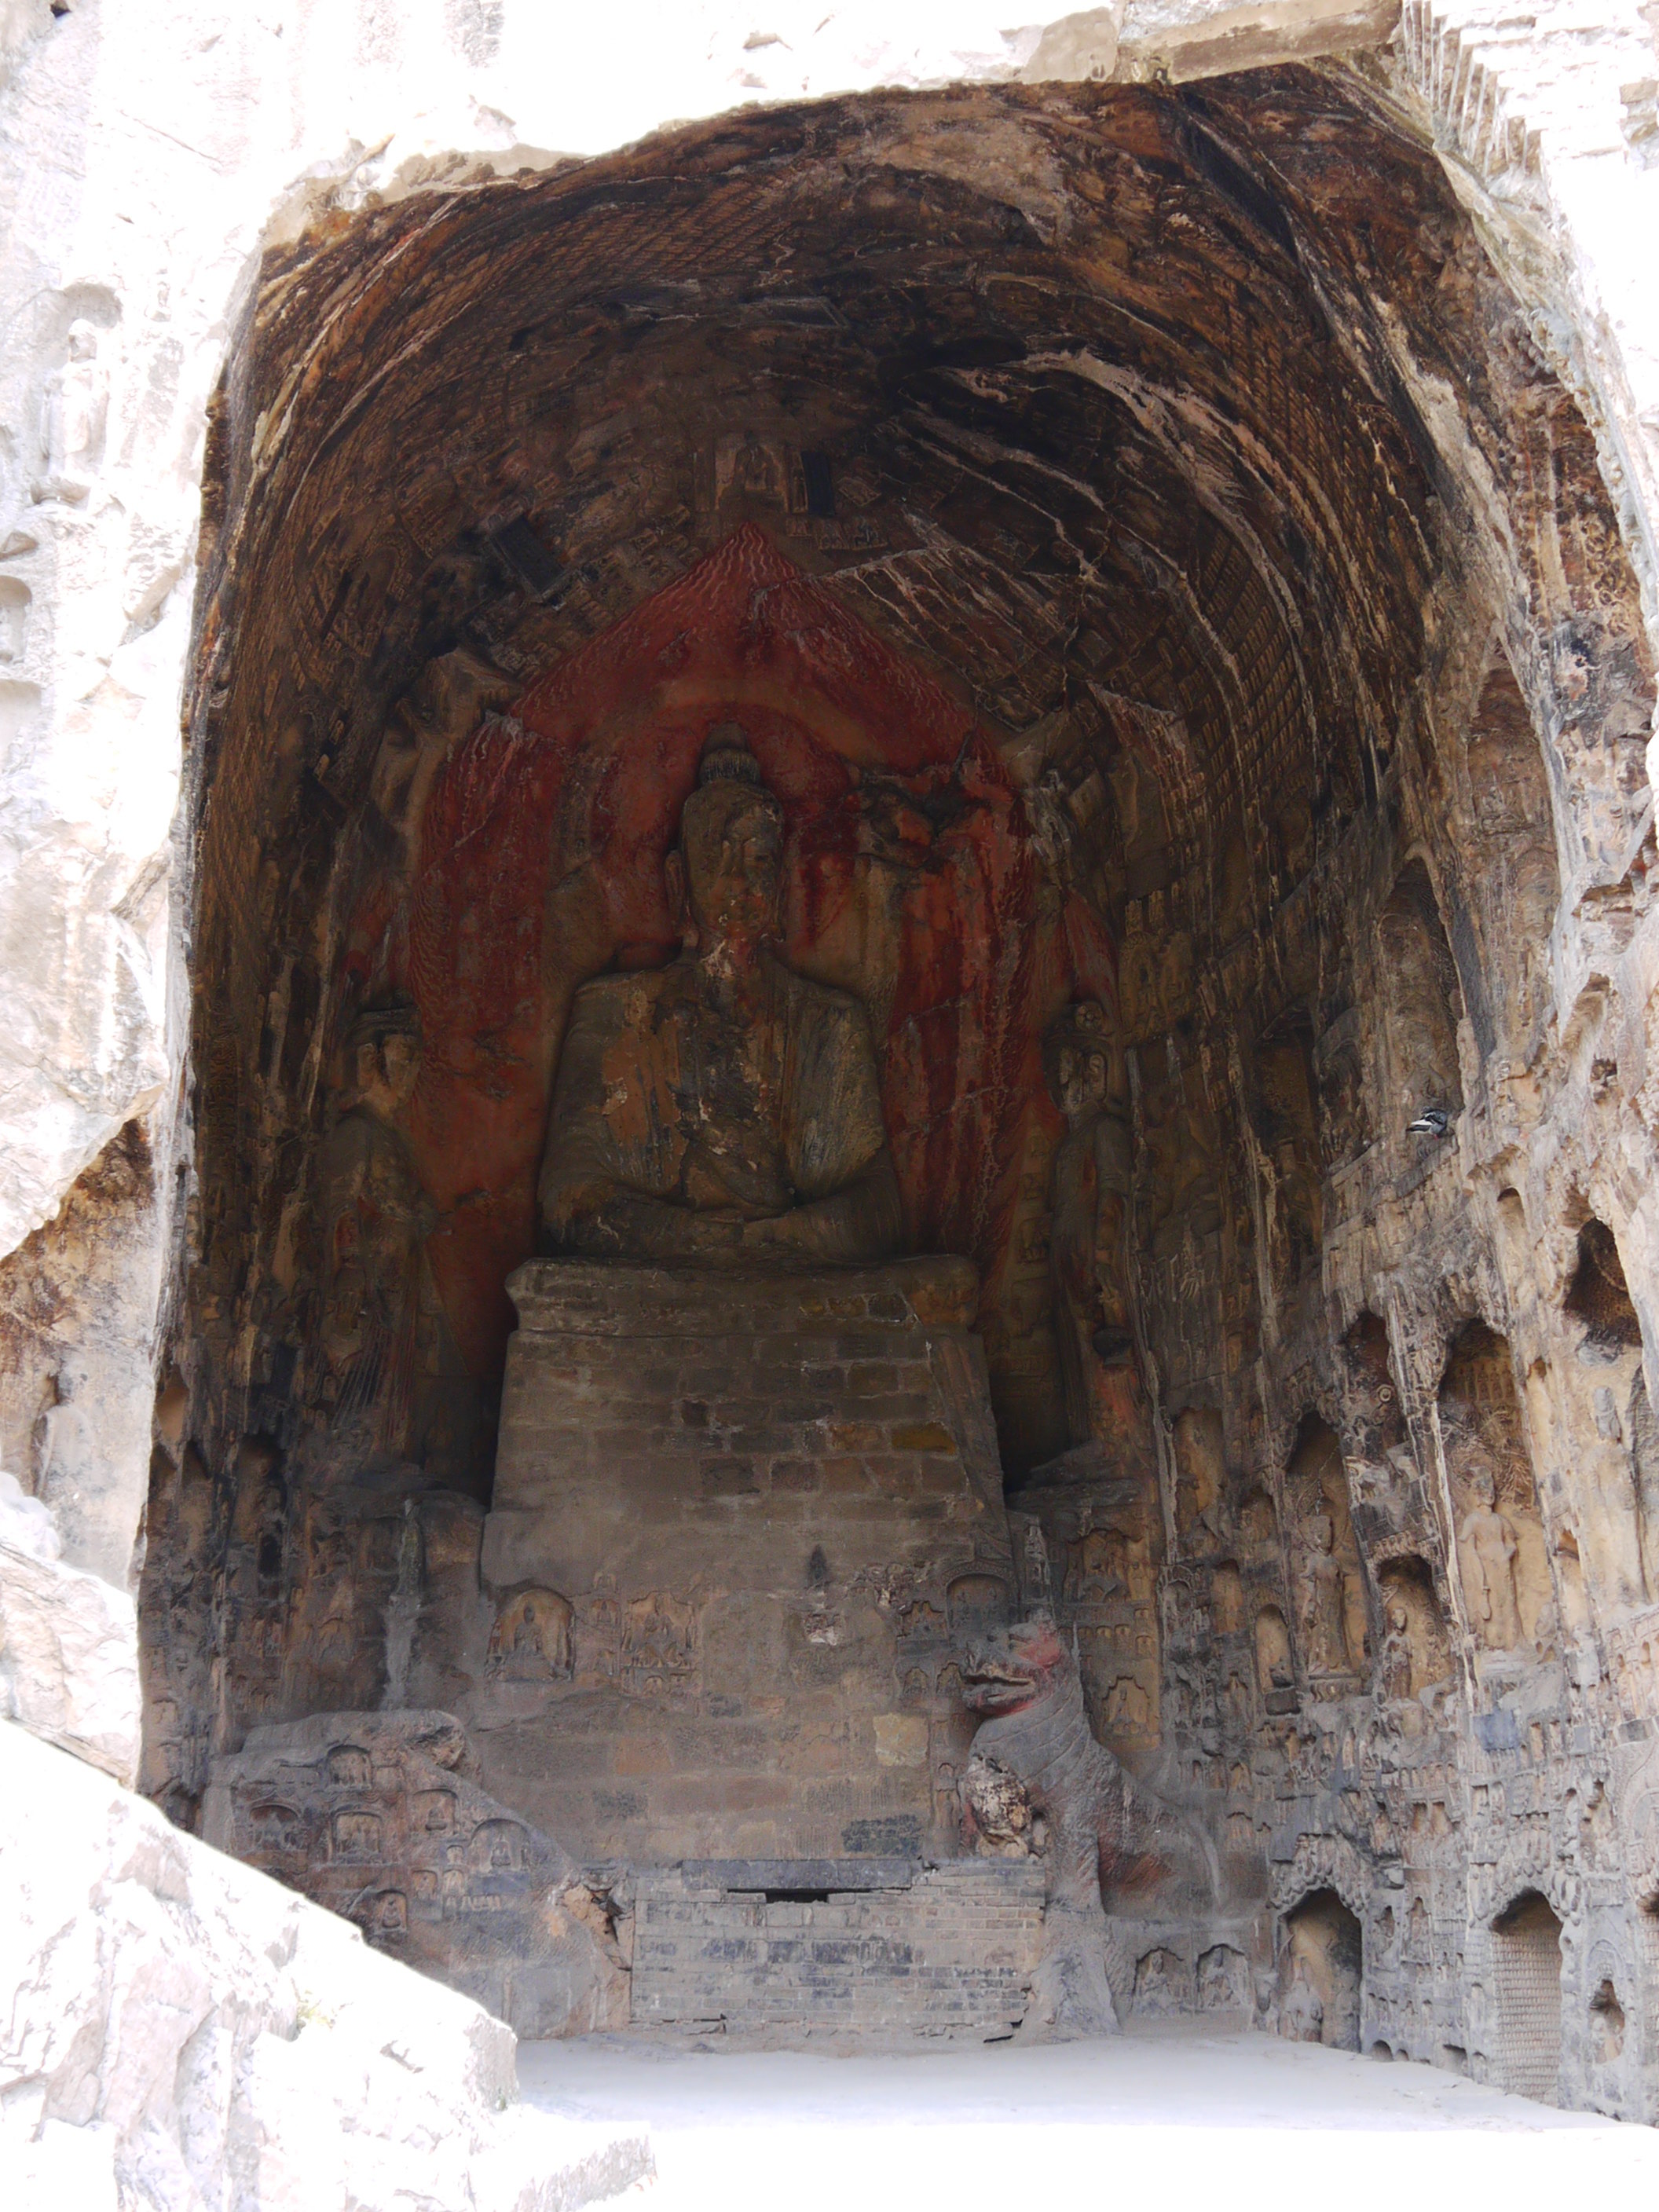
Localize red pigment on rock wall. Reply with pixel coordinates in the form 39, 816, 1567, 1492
388, 525, 1115, 1403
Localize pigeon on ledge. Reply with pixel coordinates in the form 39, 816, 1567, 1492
1406, 1107, 1450, 1137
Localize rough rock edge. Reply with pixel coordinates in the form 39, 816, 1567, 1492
0, 1534, 140, 1785
0, 1719, 654, 2212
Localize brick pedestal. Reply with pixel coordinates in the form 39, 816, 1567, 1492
632, 1857, 1045, 2039
466, 1258, 1013, 1864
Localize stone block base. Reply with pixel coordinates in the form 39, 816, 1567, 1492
631, 1857, 1046, 2040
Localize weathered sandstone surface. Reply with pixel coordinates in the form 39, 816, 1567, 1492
2, 1719, 653, 2212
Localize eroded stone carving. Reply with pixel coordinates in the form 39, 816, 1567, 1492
539, 724, 902, 1267
32, 320, 107, 505
203, 1708, 628, 2038
962, 1615, 1214, 2038
1044, 1000, 1133, 1446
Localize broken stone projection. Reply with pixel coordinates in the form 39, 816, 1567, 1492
5, 2, 1659, 2194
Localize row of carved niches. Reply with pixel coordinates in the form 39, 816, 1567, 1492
200, 1708, 628, 2038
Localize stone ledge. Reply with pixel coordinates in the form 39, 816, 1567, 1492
507, 1256, 980, 1336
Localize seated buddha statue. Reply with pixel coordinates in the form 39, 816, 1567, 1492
538, 725, 903, 1267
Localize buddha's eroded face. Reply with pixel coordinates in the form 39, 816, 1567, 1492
1057, 1042, 1109, 1125
677, 782, 784, 948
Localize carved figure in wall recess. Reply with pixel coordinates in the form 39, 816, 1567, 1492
1255, 1606, 1295, 1704
1297, 1514, 1355, 1679
1063, 1507, 1126, 1604
1456, 1455, 1522, 1651
539, 726, 903, 1265
1379, 1600, 1415, 1704
962, 1614, 1215, 2038
33, 320, 107, 504
1278, 1955, 1325, 2043
487, 1587, 573, 1680
316, 1002, 474, 1484
1043, 1001, 1133, 1446
1174, 1406, 1225, 1553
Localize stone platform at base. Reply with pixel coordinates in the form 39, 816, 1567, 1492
630, 1857, 1046, 2041
463, 1256, 1015, 1866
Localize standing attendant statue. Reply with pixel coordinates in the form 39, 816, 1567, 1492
1297, 1513, 1353, 1678
34, 320, 107, 504
1456, 1452, 1522, 1650
1043, 1000, 1133, 1448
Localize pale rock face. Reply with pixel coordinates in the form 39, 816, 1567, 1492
0, 1529, 139, 1783
1, 1719, 654, 2212
0, 1467, 60, 1558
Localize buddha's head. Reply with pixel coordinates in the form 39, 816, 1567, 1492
1465, 1454, 1497, 1509
346, 1001, 422, 1115
1044, 999, 1115, 1126
668, 724, 785, 950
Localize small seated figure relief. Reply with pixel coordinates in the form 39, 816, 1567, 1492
414, 1788, 456, 1832
326, 1744, 372, 1788
331, 1809, 383, 1860
1198, 1944, 1249, 2012
1134, 1947, 1189, 2016
364, 1889, 408, 1939
248, 1801, 302, 1855
467, 1818, 529, 1874
539, 725, 902, 1267
621, 1588, 698, 1698
1103, 1674, 1152, 1734
487, 1588, 574, 1680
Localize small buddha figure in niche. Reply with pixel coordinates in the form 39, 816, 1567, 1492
539, 725, 902, 1265
1042, 999, 1133, 1448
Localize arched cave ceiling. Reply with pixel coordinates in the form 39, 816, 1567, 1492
183, 71, 1654, 1483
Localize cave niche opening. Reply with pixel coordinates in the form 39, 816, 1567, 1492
138, 75, 1659, 2071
